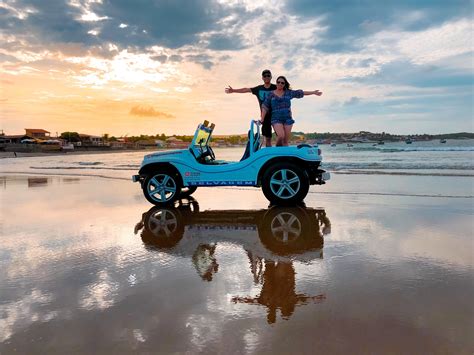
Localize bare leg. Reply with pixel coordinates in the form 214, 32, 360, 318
265, 136, 272, 147
283, 124, 293, 146
272, 124, 285, 146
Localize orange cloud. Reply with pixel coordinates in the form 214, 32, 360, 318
129, 105, 175, 118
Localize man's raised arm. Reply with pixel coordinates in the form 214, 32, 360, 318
225, 86, 252, 94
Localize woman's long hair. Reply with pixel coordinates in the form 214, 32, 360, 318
276, 76, 291, 90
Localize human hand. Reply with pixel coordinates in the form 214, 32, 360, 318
225, 86, 233, 94
314, 90, 322, 96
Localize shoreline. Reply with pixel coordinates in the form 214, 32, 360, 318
0, 148, 156, 159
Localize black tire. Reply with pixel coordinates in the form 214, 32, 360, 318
143, 169, 181, 206
261, 162, 309, 205
179, 186, 198, 198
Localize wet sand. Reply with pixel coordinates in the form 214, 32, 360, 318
0, 174, 473, 354
0, 149, 154, 159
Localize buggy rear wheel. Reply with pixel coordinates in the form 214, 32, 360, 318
261, 162, 309, 205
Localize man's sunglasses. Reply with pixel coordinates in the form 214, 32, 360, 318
262, 74, 271, 78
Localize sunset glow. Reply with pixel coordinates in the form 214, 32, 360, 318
1, 0, 472, 136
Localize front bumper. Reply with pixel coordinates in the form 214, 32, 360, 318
307, 161, 330, 185
312, 169, 330, 185
132, 174, 141, 183
321, 171, 330, 181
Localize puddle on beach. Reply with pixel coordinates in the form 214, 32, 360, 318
0, 175, 473, 353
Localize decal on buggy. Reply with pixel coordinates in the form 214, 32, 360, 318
188, 181, 254, 186
185, 172, 201, 179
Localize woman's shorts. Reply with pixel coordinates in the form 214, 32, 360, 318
271, 117, 295, 126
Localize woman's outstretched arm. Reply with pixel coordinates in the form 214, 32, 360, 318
303, 90, 323, 96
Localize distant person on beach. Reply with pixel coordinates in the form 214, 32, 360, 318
261, 76, 322, 146
225, 69, 276, 147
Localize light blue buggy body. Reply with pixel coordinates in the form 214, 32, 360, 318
132, 120, 330, 206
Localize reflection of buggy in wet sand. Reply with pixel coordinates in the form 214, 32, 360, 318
134, 198, 331, 323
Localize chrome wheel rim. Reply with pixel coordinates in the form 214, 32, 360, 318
270, 212, 302, 242
147, 174, 177, 202
148, 209, 178, 237
269, 169, 300, 199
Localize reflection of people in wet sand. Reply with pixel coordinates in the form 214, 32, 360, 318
232, 261, 326, 324
317, 209, 331, 235
246, 250, 264, 285
192, 244, 219, 282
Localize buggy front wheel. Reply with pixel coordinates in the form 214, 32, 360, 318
143, 170, 181, 206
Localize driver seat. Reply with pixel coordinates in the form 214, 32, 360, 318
240, 130, 261, 161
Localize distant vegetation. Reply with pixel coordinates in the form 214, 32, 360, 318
56, 130, 473, 146
431, 132, 474, 139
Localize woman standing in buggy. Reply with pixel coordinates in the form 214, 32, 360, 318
261, 76, 322, 146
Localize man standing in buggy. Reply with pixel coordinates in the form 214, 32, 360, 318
225, 69, 276, 147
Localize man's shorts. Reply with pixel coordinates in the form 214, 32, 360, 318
262, 113, 272, 138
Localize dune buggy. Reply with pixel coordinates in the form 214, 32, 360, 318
132, 120, 329, 206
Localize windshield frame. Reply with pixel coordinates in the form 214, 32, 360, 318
190, 123, 214, 148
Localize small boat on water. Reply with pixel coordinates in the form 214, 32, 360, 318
330, 143, 337, 147
377, 140, 384, 145
347, 143, 353, 147
440, 139, 447, 143
405, 139, 412, 144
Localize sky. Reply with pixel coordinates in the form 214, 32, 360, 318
0, 0, 473, 136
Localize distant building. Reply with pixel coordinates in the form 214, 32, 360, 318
1, 134, 34, 143
135, 139, 158, 148
78, 134, 105, 146
110, 141, 126, 149
25, 129, 50, 139
166, 136, 188, 148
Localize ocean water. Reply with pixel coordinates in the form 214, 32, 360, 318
1, 139, 473, 180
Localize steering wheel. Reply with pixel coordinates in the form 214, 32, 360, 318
207, 146, 216, 161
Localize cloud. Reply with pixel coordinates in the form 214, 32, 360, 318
129, 105, 175, 118
206, 33, 248, 51
285, 0, 472, 53
343, 97, 361, 106
0, 0, 95, 44
0, 0, 257, 52
185, 54, 214, 69
345, 59, 474, 88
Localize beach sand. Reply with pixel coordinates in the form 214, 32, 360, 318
0, 173, 473, 353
